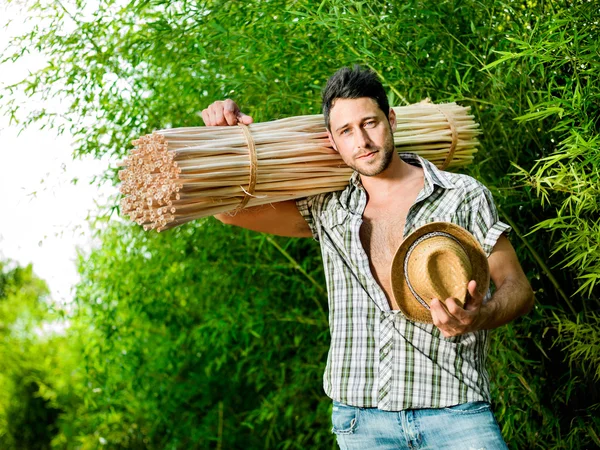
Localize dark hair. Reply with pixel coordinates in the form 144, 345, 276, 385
322, 65, 390, 130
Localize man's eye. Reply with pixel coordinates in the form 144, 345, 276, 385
364, 121, 376, 127
341, 128, 351, 135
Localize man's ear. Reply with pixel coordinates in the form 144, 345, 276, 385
388, 107, 397, 133
327, 130, 338, 152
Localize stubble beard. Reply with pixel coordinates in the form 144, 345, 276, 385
348, 135, 395, 177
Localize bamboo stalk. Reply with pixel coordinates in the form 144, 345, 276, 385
119, 101, 481, 232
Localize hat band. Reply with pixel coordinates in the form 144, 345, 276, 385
403, 230, 468, 311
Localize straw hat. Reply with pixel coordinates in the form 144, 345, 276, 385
390, 222, 490, 324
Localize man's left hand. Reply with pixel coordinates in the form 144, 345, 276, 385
430, 280, 485, 337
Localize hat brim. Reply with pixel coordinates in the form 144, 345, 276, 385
390, 222, 490, 324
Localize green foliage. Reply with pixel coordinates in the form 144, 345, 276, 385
493, 2, 600, 298
488, 306, 600, 449
69, 219, 331, 448
554, 311, 600, 382
1, 0, 599, 448
0, 261, 69, 449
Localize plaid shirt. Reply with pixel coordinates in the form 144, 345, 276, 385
296, 153, 510, 411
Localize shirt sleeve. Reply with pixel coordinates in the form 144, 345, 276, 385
470, 185, 511, 256
296, 194, 324, 241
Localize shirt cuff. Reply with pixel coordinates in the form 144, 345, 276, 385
482, 221, 511, 256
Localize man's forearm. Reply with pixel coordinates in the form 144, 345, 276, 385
213, 201, 312, 237
477, 275, 534, 330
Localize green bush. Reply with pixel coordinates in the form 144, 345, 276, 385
0, 262, 72, 449
69, 220, 331, 449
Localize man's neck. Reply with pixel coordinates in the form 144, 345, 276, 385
359, 154, 423, 203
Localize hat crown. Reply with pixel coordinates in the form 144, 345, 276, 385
406, 235, 472, 307
390, 221, 490, 324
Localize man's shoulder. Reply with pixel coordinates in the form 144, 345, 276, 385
435, 169, 491, 199
425, 168, 494, 214
296, 188, 347, 219
444, 171, 487, 190
303, 189, 346, 213
408, 153, 489, 196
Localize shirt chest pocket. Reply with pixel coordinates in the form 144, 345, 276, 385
318, 209, 353, 258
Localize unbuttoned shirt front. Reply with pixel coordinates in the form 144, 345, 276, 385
296, 153, 510, 411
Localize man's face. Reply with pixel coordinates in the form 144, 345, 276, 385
327, 97, 396, 177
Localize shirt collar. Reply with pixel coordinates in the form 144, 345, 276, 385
342, 153, 456, 214
398, 153, 456, 191
348, 152, 456, 188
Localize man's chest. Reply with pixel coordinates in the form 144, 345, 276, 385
359, 198, 416, 308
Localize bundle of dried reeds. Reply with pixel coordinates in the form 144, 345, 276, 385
119, 101, 480, 231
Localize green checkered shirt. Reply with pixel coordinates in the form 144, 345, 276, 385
296, 153, 510, 411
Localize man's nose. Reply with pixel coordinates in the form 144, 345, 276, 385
354, 128, 371, 148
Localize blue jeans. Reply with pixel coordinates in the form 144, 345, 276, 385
332, 401, 508, 450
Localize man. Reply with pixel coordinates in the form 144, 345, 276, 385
201, 66, 534, 449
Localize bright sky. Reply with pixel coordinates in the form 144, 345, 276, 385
0, 3, 113, 305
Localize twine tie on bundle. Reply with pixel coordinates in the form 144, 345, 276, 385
429, 103, 458, 170
235, 123, 258, 211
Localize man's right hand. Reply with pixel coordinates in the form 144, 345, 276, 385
201, 99, 254, 126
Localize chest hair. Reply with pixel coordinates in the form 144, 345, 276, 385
359, 209, 408, 307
